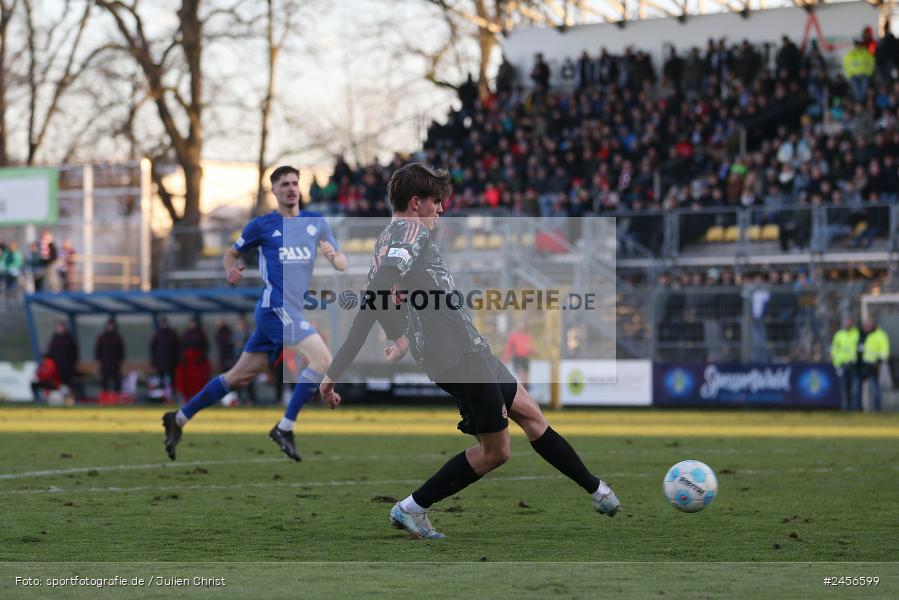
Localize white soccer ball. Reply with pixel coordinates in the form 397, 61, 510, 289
663, 460, 717, 513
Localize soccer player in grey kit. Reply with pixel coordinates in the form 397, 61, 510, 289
320, 163, 620, 539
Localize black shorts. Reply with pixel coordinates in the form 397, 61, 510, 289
433, 349, 518, 436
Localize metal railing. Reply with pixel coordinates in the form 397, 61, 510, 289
650, 283, 864, 363
71, 255, 140, 291
608, 202, 899, 261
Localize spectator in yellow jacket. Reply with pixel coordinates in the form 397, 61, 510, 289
830, 316, 860, 411
844, 40, 876, 102
855, 317, 890, 412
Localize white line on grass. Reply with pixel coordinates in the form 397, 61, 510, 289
0, 451, 592, 480
0, 457, 285, 480
0, 453, 474, 481
1, 447, 895, 482
1, 465, 896, 497
0, 474, 562, 496
0, 444, 825, 481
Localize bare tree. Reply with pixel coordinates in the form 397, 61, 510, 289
253, 0, 300, 216
409, 0, 509, 98
95, 0, 205, 231
21, 0, 101, 164
0, 0, 107, 165
410, 0, 573, 98
0, 0, 16, 165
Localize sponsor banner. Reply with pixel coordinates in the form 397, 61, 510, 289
560, 360, 652, 406
527, 360, 551, 405
653, 363, 840, 408
390, 371, 449, 398
0, 168, 58, 225
0, 361, 37, 402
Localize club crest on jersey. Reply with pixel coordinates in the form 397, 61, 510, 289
306, 224, 318, 236
279, 246, 313, 262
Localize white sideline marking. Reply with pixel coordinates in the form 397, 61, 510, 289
0, 474, 561, 496
0, 453, 472, 481
0, 444, 894, 482
1, 465, 896, 497
0, 445, 821, 481
0, 458, 284, 480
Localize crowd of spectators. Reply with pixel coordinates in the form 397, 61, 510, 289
32, 315, 271, 404
0, 231, 76, 302
314, 27, 899, 253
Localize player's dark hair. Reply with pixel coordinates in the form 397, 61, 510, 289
270, 165, 299, 185
387, 163, 451, 212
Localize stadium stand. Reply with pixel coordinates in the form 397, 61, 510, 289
317, 33, 899, 262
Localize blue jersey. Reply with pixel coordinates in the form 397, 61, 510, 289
234, 210, 338, 312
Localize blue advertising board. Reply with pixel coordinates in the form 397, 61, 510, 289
653, 363, 841, 408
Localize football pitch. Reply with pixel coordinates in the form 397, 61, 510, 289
1, 406, 898, 598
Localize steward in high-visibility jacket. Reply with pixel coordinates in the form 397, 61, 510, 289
861, 324, 890, 368
831, 318, 860, 411
858, 318, 891, 412
831, 323, 860, 369
843, 45, 875, 79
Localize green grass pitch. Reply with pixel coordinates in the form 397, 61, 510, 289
0, 407, 898, 598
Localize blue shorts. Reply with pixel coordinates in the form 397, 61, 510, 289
244, 306, 318, 361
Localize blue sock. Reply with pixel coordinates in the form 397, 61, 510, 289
284, 368, 323, 422
181, 375, 229, 420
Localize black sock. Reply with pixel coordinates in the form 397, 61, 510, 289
530, 426, 600, 493
411, 451, 481, 508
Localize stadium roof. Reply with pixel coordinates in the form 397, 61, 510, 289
25, 288, 259, 316
23, 288, 259, 362
490, 0, 884, 28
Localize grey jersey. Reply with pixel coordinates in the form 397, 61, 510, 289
371, 219, 486, 376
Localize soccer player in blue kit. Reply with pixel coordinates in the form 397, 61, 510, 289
163, 165, 346, 461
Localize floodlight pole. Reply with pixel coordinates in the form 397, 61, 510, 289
140, 158, 152, 291
83, 164, 94, 293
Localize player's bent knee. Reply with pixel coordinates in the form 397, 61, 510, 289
224, 366, 257, 389
485, 444, 511, 467
512, 414, 549, 441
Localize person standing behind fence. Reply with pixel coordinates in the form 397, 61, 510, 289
48, 320, 79, 395
502, 319, 534, 387
39, 230, 59, 293
856, 317, 890, 412
150, 317, 180, 402
830, 316, 860, 411
0, 240, 6, 300
2, 241, 23, 301
177, 317, 211, 402
215, 319, 236, 373
57, 240, 76, 292
28, 242, 44, 292
748, 274, 771, 363
95, 318, 125, 392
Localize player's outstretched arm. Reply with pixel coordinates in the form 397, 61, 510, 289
318, 240, 347, 272
320, 375, 341, 409
322, 264, 402, 401
224, 248, 245, 284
